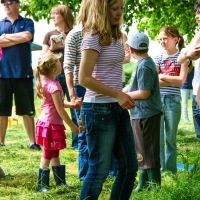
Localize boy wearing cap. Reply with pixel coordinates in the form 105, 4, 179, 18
123, 31, 162, 191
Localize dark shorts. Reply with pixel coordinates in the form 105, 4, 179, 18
132, 113, 161, 169
0, 78, 35, 116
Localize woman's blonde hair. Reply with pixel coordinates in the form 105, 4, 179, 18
35, 54, 60, 99
83, 0, 122, 46
51, 4, 74, 30
76, 0, 91, 26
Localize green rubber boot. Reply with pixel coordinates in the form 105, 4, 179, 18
134, 169, 148, 192
147, 169, 161, 190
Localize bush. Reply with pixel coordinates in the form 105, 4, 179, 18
123, 61, 136, 85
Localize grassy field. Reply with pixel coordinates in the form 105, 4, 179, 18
1, 96, 200, 199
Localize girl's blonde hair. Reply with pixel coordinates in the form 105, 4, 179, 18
35, 54, 60, 99
160, 26, 185, 51
51, 5, 74, 30
83, 0, 122, 46
76, 0, 91, 26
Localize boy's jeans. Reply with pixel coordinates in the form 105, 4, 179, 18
80, 102, 138, 200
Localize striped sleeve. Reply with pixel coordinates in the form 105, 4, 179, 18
81, 32, 102, 53
64, 30, 80, 75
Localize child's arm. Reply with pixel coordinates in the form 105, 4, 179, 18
122, 85, 129, 93
127, 90, 151, 100
52, 91, 79, 134
158, 61, 188, 87
155, 64, 171, 87
159, 78, 172, 87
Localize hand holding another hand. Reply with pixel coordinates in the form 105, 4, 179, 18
116, 91, 135, 110
70, 124, 79, 135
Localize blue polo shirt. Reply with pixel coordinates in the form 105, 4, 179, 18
0, 15, 34, 78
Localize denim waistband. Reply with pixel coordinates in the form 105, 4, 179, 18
81, 102, 120, 110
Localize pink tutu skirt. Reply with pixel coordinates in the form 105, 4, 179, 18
36, 120, 66, 150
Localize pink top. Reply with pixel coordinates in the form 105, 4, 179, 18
0, 48, 2, 60
39, 78, 64, 125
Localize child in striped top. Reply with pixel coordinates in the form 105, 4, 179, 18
154, 26, 188, 174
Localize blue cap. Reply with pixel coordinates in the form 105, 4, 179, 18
126, 31, 149, 50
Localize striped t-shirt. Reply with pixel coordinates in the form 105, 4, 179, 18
63, 24, 82, 86
81, 32, 125, 103
154, 51, 181, 95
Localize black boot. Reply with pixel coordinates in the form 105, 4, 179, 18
147, 169, 161, 190
37, 168, 50, 192
52, 165, 66, 186
134, 169, 148, 192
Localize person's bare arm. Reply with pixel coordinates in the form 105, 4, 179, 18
159, 61, 188, 87
127, 90, 151, 100
178, 33, 200, 63
155, 64, 171, 87
121, 34, 131, 64
159, 78, 171, 87
52, 91, 79, 134
0, 31, 32, 48
41, 44, 50, 55
79, 49, 135, 109
66, 72, 76, 100
122, 85, 129, 93
41, 35, 62, 56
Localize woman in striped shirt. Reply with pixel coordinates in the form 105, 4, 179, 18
78, 0, 138, 199
154, 26, 188, 174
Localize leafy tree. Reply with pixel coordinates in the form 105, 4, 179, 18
19, 0, 199, 42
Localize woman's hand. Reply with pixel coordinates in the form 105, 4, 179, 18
64, 97, 82, 110
49, 35, 60, 51
116, 91, 135, 110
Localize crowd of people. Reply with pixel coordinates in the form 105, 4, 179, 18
1, 0, 200, 199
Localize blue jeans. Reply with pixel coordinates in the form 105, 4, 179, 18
192, 95, 200, 142
80, 102, 138, 200
74, 85, 88, 181
56, 74, 78, 149
108, 154, 117, 177
160, 95, 181, 174
181, 89, 193, 122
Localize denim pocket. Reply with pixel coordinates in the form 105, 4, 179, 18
169, 95, 181, 112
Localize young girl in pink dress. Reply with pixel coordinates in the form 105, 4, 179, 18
34, 54, 80, 192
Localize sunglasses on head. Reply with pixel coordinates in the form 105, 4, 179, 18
3, 1, 15, 6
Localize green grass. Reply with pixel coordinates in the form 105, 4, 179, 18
1, 97, 200, 199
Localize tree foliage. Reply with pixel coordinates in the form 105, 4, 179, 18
19, 0, 199, 42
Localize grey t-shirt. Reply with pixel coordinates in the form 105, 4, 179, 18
129, 56, 162, 119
